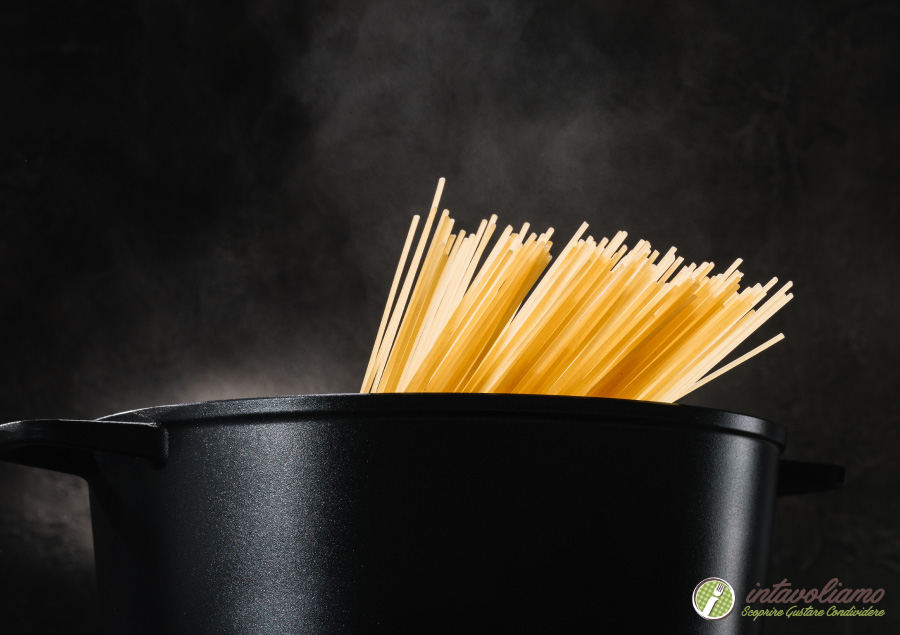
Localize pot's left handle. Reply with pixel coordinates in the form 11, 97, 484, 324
0, 419, 168, 476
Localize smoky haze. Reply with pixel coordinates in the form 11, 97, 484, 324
1, 0, 898, 632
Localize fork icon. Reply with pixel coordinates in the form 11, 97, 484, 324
701, 583, 725, 616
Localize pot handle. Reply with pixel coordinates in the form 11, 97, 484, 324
0, 419, 168, 476
777, 459, 845, 496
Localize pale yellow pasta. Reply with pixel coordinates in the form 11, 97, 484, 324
362, 179, 792, 402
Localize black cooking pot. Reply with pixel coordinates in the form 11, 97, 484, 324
0, 393, 842, 634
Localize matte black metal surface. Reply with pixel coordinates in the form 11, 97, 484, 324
103, 392, 787, 446
776, 459, 846, 496
0, 419, 168, 475
89, 394, 780, 634
0, 394, 829, 633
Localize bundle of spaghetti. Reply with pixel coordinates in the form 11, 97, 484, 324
361, 179, 792, 402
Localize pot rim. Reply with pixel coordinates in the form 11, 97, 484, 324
99, 393, 786, 449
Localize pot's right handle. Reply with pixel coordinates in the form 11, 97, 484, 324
777, 459, 845, 496
0, 419, 168, 476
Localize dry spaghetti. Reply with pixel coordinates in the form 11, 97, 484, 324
361, 178, 792, 402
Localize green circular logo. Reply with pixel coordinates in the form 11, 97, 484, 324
692, 577, 735, 620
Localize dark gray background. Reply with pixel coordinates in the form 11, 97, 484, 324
1, 0, 897, 632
